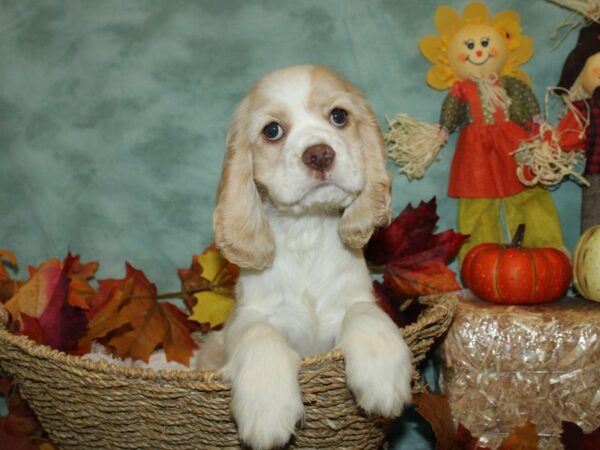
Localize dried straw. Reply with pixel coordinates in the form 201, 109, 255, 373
548, 0, 600, 22
440, 292, 600, 450
0, 293, 458, 449
385, 114, 447, 180
549, 0, 600, 49
512, 120, 588, 187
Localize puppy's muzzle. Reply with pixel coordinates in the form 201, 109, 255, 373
302, 144, 336, 173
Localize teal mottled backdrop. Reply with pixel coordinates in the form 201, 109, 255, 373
0, 0, 583, 447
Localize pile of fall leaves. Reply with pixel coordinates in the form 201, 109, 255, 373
0, 198, 466, 366
1, 198, 597, 449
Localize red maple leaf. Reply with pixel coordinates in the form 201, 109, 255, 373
0, 376, 45, 450
456, 423, 489, 450
365, 198, 467, 299
561, 422, 600, 450
373, 281, 426, 328
18, 254, 88, 352
366, 197, 466, 266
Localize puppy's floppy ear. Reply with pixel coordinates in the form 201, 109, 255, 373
340, 98, 392, 248
213, 99, 275, 270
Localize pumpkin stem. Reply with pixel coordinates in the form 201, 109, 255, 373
511, 224, 526, 247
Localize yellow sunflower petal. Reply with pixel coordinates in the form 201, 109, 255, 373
463, 2, 489, 24
510, 35, 534, 66
493, 11, 523, 51
189, 291, 235, 328
435, 5, 462, 38
427, 65, 456, 91
422, 3, 531, 92
419, 35, 444, 64
492, 10, 520, 27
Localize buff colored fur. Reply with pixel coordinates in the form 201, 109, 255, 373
206, 65, 412, 450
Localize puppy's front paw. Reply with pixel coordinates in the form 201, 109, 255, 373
231, 373, 304, 450
225, 324, 304, 450
234, 386, 303, 450
345, 334, 413, 417
340, 303, 413, 418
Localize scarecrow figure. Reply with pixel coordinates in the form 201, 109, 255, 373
552, 22, 600, 231
386, 2, 566, 260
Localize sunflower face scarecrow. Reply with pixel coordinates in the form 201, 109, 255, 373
387, 2, 565, 260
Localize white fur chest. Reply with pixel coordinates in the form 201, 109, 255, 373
234, 210, 375, 356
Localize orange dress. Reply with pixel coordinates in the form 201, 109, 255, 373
441, 78, 535, 198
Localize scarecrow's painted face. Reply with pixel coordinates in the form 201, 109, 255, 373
448, 24, 508, 80
581, 52, 600, 96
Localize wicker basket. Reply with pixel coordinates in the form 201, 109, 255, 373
0, 292, 458, 450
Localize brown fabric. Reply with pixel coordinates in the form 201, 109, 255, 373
557, 22, 600, 91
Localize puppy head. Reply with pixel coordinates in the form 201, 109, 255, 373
214, 65, 391, 269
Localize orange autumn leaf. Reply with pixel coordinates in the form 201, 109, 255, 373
64, 256, 98, 309
26, 255, 98, 310
6, 254, 98, 322
109, 300, 197, 364
384, 260, 462, 299
5, 259, 63, 322
412, 391, 456, 450
0, 249, 17, 282
4, 254, 88, 352
497, 421, 539, 450
0, 249, 21, 303
82, 263, 198, 365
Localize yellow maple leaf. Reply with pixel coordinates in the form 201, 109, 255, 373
189, 291, 235, 329
186, 245, 238, 329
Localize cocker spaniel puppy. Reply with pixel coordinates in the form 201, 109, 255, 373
211, 65, 412, 450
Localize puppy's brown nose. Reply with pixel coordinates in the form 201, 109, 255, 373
302, 144, 335, 172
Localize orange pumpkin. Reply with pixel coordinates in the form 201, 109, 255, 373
461, 224, 572, 304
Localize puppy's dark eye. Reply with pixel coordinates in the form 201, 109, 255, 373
330, 108, 348, 127
263, 122, 284, 141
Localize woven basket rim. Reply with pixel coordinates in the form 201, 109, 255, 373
0, 291, 459, 387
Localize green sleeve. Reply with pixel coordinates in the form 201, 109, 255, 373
502, 75, 540, 129
439, 93, 463, 133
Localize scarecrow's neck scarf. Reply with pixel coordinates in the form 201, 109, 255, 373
469, 72, 512, 113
